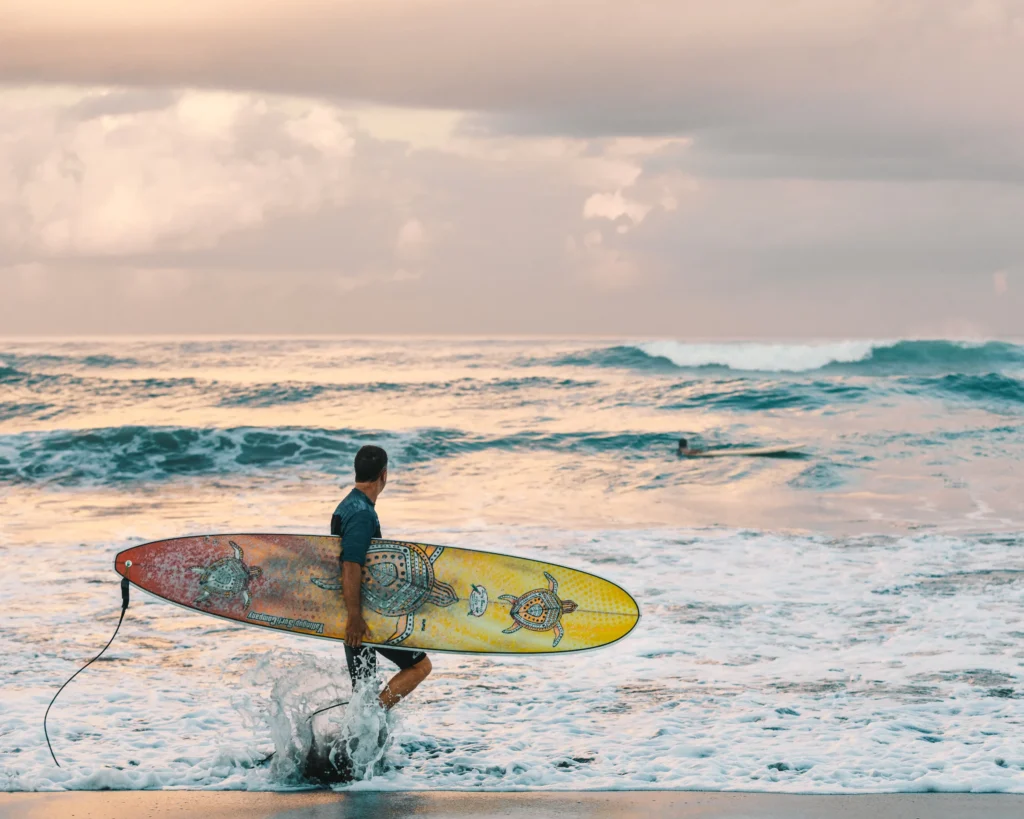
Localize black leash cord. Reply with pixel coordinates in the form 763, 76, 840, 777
44, 575, 131, 768
306, 700, 350, 722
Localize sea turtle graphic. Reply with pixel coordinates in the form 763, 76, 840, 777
312, 541, 457, 645
499, 572, 578, 647
192, 540, 262, 609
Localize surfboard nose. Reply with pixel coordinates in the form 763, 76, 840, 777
113, 544, 147, 578
604, 577, 641, 623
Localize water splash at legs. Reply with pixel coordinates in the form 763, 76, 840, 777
240, 650, 397, 786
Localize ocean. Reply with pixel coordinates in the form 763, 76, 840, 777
1, 337, 1022, 792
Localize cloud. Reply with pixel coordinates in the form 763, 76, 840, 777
0, 89, 704, 331
0, 88, 693, 291
583, 192, 652, 227
395, 218, 428, 260
1, 78, 1023, 336
0, 89, 353, 257
3, 1, 1023, 181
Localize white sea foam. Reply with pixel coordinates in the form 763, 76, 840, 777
638, 340, 881, 372
4, 527, 1022, 793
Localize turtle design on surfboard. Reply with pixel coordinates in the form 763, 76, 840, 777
500, 572, 578, 647
191, 540, 263, 610
311, 541, 457, 645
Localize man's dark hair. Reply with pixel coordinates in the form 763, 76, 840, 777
354, 445, 388, 482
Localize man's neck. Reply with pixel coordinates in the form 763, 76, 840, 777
354, 481, 381, 504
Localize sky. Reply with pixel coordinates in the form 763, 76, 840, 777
1, 0, 1022, 337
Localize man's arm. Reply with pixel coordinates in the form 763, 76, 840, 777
340, 510, 375, 647
343, 561, 369, 647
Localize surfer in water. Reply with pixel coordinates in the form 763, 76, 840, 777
333, 445, 432, 710
677, 437, 705, 456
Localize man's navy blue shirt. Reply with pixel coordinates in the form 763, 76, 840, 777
330, 488, 380, 566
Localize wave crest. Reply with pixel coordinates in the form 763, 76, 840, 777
0, 426, 679, 486
554, 340, 1024, 374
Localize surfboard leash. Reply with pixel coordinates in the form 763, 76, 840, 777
306, 699, 350, 722
44, 575, 131, 768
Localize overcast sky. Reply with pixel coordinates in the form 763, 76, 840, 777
1, 0, 1022, 337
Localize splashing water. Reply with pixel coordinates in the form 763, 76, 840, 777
325, 678, 396, 784
238, 651, 396, 787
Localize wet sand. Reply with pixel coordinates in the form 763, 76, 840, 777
2, 791, 1024, 819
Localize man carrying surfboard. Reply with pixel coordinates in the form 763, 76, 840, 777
333, 445, 432, 710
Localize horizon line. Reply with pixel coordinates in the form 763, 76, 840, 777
2, 334, 1022, 343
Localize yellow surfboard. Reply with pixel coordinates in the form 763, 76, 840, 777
114, 534, 640, 654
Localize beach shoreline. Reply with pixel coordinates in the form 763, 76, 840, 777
3, 791, 1024, 819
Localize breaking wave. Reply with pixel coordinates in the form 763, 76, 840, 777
552, 340, 1024, 375
0, 425, 678, 486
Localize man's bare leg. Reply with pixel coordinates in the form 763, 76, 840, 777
379, 657, 432, 710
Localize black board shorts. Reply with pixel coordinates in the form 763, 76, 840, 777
344, 645, 427, 685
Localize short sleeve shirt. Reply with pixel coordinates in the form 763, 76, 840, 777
330, 488, 381, 567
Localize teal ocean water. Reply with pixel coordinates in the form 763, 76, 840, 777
2, 338, 1022, 792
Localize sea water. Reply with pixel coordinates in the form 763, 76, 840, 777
1, 337, 1022, 792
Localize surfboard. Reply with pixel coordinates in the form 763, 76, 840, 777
113, 534, 639, 655
683, 445, 805, 458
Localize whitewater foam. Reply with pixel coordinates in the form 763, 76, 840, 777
629, 339, 1024, 374
638, 340, 881, 372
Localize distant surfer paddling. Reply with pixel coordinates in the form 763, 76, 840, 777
677, 437, 705, 456
333, 445, 432, 709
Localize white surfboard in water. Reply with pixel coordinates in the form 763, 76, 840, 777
682, 445, 806, 458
